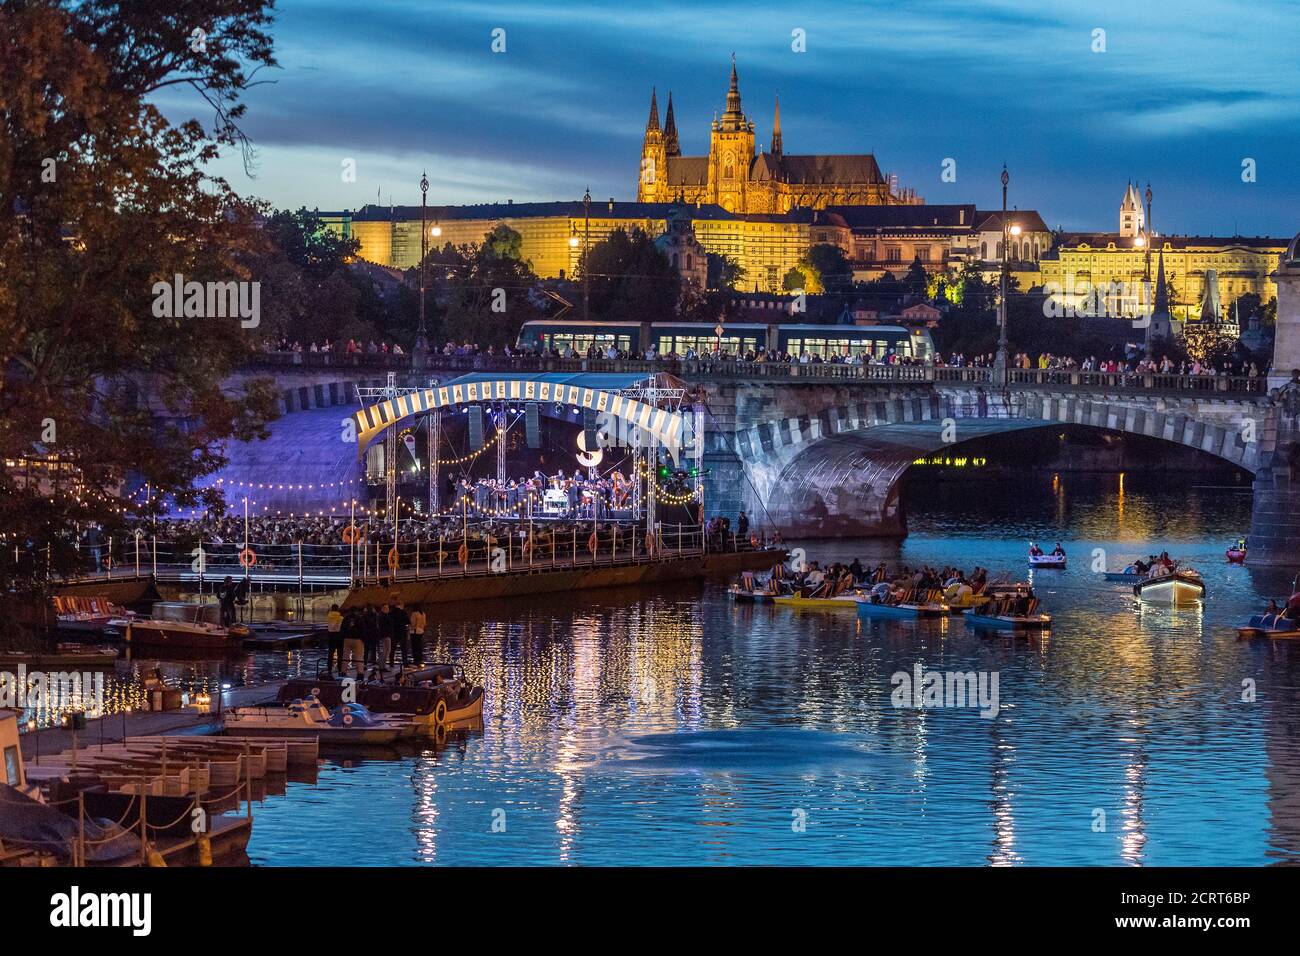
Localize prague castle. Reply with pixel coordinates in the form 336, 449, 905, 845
636, 58, 920, 214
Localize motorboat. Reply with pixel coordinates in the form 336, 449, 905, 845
1226, 539, 1247, 564
1236, 613, 1300, 640
224, 696, 416, 744
963, 584, 1051, 631
123, 602, 248, 652
1133, 568, 1205, 604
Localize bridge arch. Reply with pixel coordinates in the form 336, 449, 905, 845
730, 387, 1269, 536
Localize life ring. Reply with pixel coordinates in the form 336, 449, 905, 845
239, 548, 256, 568
588, 532, 598, 554
457, 543, 469, 566
342, 713, 353, 726
644, 532, 656, 554
749, 534, 760, 549
387, 547, 400, 570
342, 525, 361, 544
102, 556, 113, 570
434, 698, 447, 726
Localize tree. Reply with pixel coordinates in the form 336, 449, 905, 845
902, 255, 929, 300
706, 252, 744, 291
430, 226, 543, 346
0, 0, 281, 592
805, 243, 852, 294
783, 263, 821, 293
582, 228, 680, 324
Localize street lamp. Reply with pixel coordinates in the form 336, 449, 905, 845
416, 171, 430, 355
994, 165, 1012, 380
582, 187, 592, 322
1143, 183, 1154, 360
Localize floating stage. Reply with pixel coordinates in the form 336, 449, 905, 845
343, 548, 785, 609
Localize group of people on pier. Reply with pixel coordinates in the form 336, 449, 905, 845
325, 601, 427, 674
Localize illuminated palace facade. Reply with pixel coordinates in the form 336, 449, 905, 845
636, 59, 921, 213
1037, 185, 1288, 319
324, 200, 844, 294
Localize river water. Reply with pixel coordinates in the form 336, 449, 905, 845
53, 472, 1298, 865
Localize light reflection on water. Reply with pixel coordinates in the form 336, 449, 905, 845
99, 475, 1300, 864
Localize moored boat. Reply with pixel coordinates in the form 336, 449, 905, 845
1133, 569, 1205, 604
224, 696, 416, 744
277, 663, 484, 730
123, 602, 247, 652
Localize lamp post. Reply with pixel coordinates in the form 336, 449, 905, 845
1143, 183, 1154, 360
993, 165, 1017, 382
583, 187, 592, 322
416, 171, 430, 356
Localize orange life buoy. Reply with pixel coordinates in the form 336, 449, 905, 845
342, 525, 361, 544
644, 532, 655, 554
749, 534, 760, 549
588, 532, 598, 554
457, 542, 469, 566
239, 548, 256, 568
387, 547, 400, 570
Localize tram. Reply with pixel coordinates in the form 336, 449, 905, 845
516, 319, 934, 362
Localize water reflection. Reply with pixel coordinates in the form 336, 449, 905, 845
27, 473, 1299, 865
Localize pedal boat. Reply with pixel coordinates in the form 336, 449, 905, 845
1236, 614, 1300, 640
773, 590, 860, 609
728, 583, 776, 604
1103, 567, 1145, 582
854, 595, 948, 619
962, 584, 1050, 631
1028, 552, 1067, 569
1133, 570, 1205, 604
224, 696, 416, 744
1226, 547, 1247, 564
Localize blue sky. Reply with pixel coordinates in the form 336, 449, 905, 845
172, 0, 1300, 236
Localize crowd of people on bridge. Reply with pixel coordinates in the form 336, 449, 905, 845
934, 351, 1263, 378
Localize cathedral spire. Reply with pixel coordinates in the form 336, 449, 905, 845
645, 87, 660, 133
664, 91, 680, 156
1153, 249, 1170, 317
771, 92, 783, 155
721, 54, 744, 126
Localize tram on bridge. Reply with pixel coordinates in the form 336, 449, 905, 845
516, 319, 935, 362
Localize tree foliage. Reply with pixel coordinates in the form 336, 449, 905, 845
0, 0, 281, 587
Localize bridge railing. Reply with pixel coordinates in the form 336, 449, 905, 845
247, 350, 1267, 396
1005, 368, 1265, 395
34, 523, 779, 590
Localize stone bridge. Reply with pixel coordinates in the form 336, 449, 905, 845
699, 378, 1272, 539
219, 355, 1298, 562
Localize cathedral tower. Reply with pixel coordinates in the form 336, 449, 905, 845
708, 56, 755, 213
637, 88, 667, 202
1120, 181, 1145, 238
664, 92, 680, 157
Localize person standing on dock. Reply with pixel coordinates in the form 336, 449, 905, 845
409, 605, 426, 665
218, 576, 237, 627
326, 603, 344, 674
387, 602, 410, 666
341, 609, 365, 675
361, 605, 381, 666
